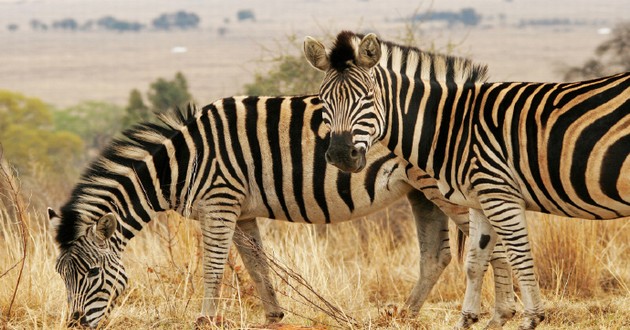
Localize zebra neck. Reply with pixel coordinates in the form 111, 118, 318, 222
377, 69, 476, 180
66, 181, 163, 254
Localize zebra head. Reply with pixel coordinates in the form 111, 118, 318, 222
304, 32, 385, 173
48, 209, 128, 328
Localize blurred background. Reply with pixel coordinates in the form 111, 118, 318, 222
2, 0, 630, 206
1, 1, 629, 328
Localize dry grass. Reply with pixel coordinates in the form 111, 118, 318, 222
1, 165, 629, 329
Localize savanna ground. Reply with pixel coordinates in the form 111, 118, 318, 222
2, 1, 630, 329
1, 158, 629, 330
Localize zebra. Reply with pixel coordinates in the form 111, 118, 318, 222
304, 30, 630, 329
47, 94, 516, 328
47, 92, 517, 328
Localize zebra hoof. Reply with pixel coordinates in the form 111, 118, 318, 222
484, 319, 504, 330
454, 312, 479, 329
265, 311, 285, 323
195, 315, 234, 329
486, 307, 516, 329
517, 312, 545, 330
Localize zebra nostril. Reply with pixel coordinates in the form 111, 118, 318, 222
350, 148, 359, 159
325, 150, 334, 164
80, 315, 89, 327
68, 312, 83, 328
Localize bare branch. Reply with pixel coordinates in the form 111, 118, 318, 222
0, 145, 30, 327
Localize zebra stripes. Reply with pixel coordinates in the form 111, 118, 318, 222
305, 30, 629, 329
49, 92, 513, 327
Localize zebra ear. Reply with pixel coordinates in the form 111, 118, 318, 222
47, 207, 59, 221
304, 36, 330, 71
94, 213, 117, 243
357, 33, 381, 69
47, 207, 61, 233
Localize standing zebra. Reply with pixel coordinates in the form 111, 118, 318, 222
48, 95, 515, 327
304, 30, 630, 329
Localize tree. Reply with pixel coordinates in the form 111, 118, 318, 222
54, 101, 125, 153
152, 11, 200, 30
52, 18, 78, 31
123, 72, 193, 128
123, 89, 151, 127
146, 72, 192, 113
0, 90, 52, 132
563, 21, 630, 81
595, 22, 630, 71
0, 90, 83, 176
96, 16, 144, 32
30, 19, 48, 31
237, 9, 255, 22
460, 8, 482, 26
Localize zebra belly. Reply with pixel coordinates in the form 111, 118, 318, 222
239, 156, 414, 224
515, 172, 630, 220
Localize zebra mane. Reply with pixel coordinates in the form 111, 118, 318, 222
55, 104, 203, 249
328, 30, 489, 83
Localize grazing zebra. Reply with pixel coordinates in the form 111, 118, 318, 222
48, 93, 515, 328
304, 30, 630, 329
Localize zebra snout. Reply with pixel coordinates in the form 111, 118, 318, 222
325, 147, 361, 164
326, 132, 366, 172
68, 311, 90, 328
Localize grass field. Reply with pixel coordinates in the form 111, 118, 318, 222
1, 162, 629, 329
1, 2, 629, 328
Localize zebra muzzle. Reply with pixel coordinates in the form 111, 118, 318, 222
68, 311, 90, 328
326, 132, 366, 173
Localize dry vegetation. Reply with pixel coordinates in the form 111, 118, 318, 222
1, 157, 629, 330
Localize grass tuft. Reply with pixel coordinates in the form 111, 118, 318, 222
1, 168, 629, 329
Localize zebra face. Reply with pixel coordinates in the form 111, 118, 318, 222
305, 33, 385, 173
319, 69, 377, 172
51, 212, 128, 328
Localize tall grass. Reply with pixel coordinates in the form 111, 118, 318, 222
1, 163, 629, 329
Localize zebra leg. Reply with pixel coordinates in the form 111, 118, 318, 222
480, 201, 544, 330
486, 242, 516, 329
451, 221, 516, 329
233, 219, 285, 323
422, 196, 516, 327
405, 168, 516, 324
456, 208, 497, 329
197, 200, 241, 325
403, 190, 452, 315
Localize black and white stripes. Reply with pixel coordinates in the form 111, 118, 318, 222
50, 93, 492, 327
306, 30, 629, 329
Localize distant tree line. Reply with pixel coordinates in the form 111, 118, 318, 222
517, 18, 607, 28
152, 11, 200, 30
0, 72, 193, 187
18, 11, 199, 33
410, 8, 482, 27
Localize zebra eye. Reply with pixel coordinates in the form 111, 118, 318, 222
87, 267, 100, 277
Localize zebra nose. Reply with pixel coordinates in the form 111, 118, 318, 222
325, 144, 356, 166
349, 146, 361, 160
79, 315, 89, 327
326, 132, 366, 172
68, 312, 82, 327
325, 147, 360, 164
68, 311, 89, 328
